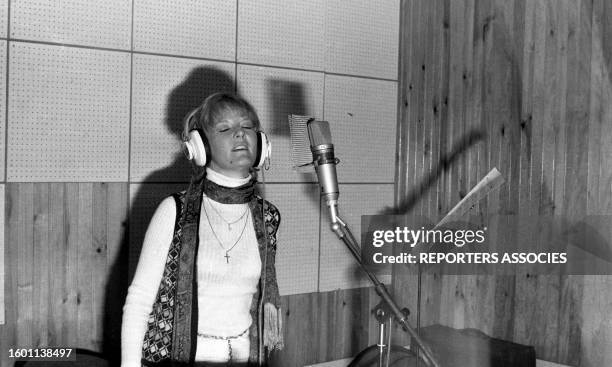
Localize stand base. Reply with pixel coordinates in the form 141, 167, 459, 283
348, 345, 419, 367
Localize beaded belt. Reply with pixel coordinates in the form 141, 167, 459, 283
197, 328, 249, 364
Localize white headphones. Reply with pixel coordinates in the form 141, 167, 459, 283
182, 128, 271, 169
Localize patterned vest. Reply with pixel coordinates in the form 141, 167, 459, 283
141, 177, 282, 366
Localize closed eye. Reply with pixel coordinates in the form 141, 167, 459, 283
241, 122, 255, 129
216, 125, 231, 133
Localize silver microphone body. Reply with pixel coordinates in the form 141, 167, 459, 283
308, 121, 340, 224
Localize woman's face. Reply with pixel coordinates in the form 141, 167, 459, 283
206, 109, 258, 178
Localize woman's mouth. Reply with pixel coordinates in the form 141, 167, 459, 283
232, 145, 248, 151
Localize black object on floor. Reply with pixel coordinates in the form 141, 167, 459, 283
411, 324, 536, 367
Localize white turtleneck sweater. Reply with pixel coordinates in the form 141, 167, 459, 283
121, 168, 261, 366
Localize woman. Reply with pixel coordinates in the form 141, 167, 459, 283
122, 92, 283, 366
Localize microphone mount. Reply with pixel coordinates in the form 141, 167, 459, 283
310, 144, 338, 165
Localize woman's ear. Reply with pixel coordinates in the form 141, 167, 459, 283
183, 129, 210, 167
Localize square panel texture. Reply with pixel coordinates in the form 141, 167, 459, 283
319, 184, 394, 292
0, 42, 6, 181
325, 0, 399, 80
324, 75, 398, 183
133, 0, 236, 61
264, 183, 320, 296
237, 0, 325, 70
0, 1, 7, 38
130, 54, 235, 182
10, 0, 131, 49
8, 43, 131, 182
237, 65, 324, 183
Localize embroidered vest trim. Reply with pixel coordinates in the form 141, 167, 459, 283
141, 177, 281, 366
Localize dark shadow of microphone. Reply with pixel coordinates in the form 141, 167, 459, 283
266, 79, 318, 194
265, 79, 308, 136
381, 129, 485, 215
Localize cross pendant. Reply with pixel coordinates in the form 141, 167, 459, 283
224, 252, 230, 263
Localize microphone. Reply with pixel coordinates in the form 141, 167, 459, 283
307, 119, 340, 224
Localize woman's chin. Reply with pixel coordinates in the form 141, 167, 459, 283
231, 153, 256, 168
235, 156, 256, 168
210, 161, 254, 178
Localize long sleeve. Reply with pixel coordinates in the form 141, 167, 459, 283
121, 196, 177, 367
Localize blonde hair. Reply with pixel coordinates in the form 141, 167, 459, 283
182, 92, 260, 140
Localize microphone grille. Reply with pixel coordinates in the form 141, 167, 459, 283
288, 114, 315, 172
307, 120, 332, 146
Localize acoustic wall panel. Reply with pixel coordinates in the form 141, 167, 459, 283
130, 54, 235, 182
319, 184, 393, 291
134, 0, 236, 61
324, 75, 398, 183
0, 41, 6, 181
325, 0, 399, 80
237, 0, 325, 70
8, 42, 130, 182
237, 64, 323, 182
10, 0, 131, 49
0, 1, 7, 38
264, 183, 320, 296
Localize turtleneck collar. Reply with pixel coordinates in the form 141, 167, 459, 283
206, 167, 252, 188
203, 167, 255, 204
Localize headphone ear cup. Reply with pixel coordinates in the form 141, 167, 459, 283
183, 129, 210, 167
254, 131, 271, 168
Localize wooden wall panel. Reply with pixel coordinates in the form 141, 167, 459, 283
1, 182, 378, 367
0, 183, 129, 367
270, 287, 379, 367
396, 0, 612, 366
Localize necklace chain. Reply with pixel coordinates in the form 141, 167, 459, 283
203, 202, 250, 263
206, 197, 249, 231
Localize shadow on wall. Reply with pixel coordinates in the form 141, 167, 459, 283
382, 129, 485, 216
155, 66, 236, 183
101, 67, 234, 364
264, 78, 322, 202
265, 78, 308, 135
389, 2, 612, 365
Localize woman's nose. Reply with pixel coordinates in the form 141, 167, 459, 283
233, 127, 245, 138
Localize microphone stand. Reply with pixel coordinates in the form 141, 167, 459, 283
324, 168, 504, 367
328, 212, 441, 367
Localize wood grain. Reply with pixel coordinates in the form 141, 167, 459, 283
1, 181, 382, 367
1, 183, 129, 366
396, 0, 612, 366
